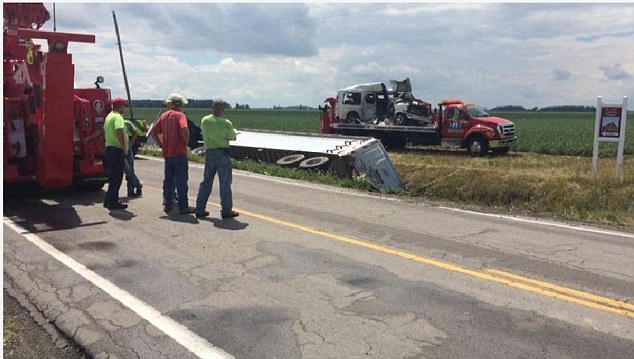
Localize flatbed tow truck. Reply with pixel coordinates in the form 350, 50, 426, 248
321, 85, 517, 156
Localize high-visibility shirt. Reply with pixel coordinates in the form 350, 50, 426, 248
125, 118, 146, 136
194, 114, 236, 150
104, 110, 128, 150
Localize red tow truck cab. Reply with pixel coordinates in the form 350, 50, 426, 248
321, 97, 517, 156
434, 99, 517, 156
3, 3, 110, 188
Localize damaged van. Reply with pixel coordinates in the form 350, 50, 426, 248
335, 83, 391, 123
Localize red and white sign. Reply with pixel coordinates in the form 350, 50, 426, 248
593, 96, 628, 179
598, 106, 622, 139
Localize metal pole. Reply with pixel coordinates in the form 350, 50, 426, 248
53, 3, 56, 32
112, 11, 134, 119
615, 96, 628, 179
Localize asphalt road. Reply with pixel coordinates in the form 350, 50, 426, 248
3, 155, 634, 358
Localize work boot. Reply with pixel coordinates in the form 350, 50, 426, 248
179, 207, 196, 215
107, 202, 128, 210
221, 210, 239, 219
128, 185, 142, 197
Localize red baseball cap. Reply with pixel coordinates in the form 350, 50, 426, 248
112, 97, 128, 107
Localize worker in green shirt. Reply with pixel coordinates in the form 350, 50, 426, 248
103, 98, 129, 210
193, 99, 239, 219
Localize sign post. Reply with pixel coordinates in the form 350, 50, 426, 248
592, 96, 628, 179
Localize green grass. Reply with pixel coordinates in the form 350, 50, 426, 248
132, 108, 321, 133
133, 108, 632, 157
490, 111, 633, 157
391, 149, 634, 227
3, 317, 17, 344
137, 108, 634, 227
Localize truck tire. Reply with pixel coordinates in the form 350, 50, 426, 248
346, 112, 360, 123
299, 156, 330, 171
276, 154, 305, 167
394, 113, 408, 126
466, 136, 489, 157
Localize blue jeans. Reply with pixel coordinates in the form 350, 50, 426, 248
196, 149, 233, 215
124, 147, 141, 191
163, 155, 189, 211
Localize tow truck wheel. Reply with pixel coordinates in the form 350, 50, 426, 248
346, 112, 360, 123
466, 136, 488, 157
394, 113, 408, 126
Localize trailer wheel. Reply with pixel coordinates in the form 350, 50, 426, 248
299, 156, 330, 171
346, 112, 360, 123
466, 136, 488, 157
276, 154, 305, 167
191, 146, 206, 156
394, 113, 408, 126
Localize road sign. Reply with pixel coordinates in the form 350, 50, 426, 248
592, 96, 628, 179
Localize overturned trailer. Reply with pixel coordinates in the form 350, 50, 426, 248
227, 129, 403, 191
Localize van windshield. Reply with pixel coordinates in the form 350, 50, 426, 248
466, 106, 490, 118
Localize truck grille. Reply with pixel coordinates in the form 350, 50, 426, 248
500, 124, 515, 138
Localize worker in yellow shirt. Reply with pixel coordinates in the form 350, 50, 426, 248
103, 98, 129, 210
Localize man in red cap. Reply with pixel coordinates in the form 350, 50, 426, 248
103, 97, 129, 210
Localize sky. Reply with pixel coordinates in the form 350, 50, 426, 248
36, 1, 634, 110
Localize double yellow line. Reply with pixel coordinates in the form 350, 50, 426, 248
233, 207, 634, 319
152, 185, 634, 319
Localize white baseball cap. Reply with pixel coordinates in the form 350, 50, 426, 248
165, 93, 188, 105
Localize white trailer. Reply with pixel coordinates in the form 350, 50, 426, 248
227, 129, 403, 191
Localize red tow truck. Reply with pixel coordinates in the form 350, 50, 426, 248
4, 3, 111, 189
321, 96, 517, 156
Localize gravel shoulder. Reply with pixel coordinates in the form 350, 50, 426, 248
3, 285, 87, 359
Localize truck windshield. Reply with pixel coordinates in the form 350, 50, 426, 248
466, 106, 490, 118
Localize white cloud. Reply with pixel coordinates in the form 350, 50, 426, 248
34, 2, 634, 109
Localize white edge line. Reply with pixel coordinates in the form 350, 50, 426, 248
436, 207, 634, 239
141, 155, 634, 239
3, 217, 234, 359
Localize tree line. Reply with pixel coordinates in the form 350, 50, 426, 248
489, 105, 597, 112
130, 100, 320, 110
130, 99, 230, 109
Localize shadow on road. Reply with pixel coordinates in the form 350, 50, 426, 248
3, 186, 108, 233
208, 217, 249, 230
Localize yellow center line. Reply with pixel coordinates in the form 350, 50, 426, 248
485, 269, 634, 312
146, 184, 634, 319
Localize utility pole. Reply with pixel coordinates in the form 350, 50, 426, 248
112, 11, 134, 119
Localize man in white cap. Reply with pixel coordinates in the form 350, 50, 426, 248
150, 93, 195, 214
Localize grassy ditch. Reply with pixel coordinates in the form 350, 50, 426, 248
391, 148, 634, 228
140, 146, 634, 229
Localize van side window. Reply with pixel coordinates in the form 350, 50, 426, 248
343, 92, 361, 105
365, 93, 376, 104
